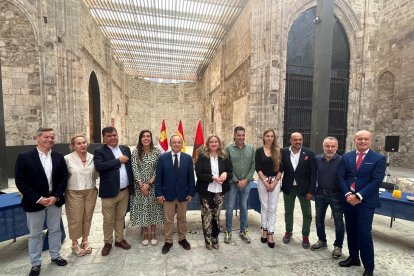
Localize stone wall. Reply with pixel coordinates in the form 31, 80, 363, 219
373, 0, 414, 167
128, 77, 202, 147
0, 0, 130, 146
200, 1, 253, 146
0, 1, 41, 145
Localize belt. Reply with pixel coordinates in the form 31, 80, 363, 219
120, 187, 128, 191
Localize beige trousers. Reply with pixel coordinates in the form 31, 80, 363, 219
163, 199, 188, 243
65, 188, 98, 240
101, 189, 129, 244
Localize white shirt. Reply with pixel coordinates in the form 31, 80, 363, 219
356, 149, 369, 162
208, 155, 222, 193
171, 151, 181, 168
289, 146, 301, 186
65, 152, 96, 190
109, 145, 129, 189
37, 148, 53, 191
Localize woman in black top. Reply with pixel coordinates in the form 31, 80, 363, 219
195, 135, 232, 250
255, 128, 283, 248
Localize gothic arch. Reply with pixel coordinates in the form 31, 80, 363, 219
4, 0, 39, 42
89, 71, 102, 143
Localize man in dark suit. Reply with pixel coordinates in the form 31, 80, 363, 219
281, 132, 316, 248
15, 127, 69, 276
155, 135, 195, 254
94, 127, 134, 256
338, 130, 386, 276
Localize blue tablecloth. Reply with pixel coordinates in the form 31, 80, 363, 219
0, 192, 66, 248
0, 192, 29, 242
376, 191, 414, 221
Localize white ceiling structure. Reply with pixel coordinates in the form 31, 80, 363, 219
83, 0, 249, 81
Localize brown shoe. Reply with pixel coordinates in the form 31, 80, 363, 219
178, 239, 191, 250
115, 239, 131, 250
205, 243, 213, 250
101, 243, 112, 256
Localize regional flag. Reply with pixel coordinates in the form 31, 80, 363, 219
192, 120, 204, 162
159, 119, 168, 153
177, 120, 186, 152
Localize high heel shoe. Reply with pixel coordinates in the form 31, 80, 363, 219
81, 241, 92, 254
261, 228, 268, 243
267, 233, 275, 248
72, 243, 86, 256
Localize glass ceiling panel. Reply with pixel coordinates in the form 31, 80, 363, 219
83, 0, 248, 81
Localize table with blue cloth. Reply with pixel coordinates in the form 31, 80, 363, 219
376, 191, 414, 227
0, 192, 66, 249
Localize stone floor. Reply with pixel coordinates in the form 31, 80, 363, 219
1, 166, 414, 276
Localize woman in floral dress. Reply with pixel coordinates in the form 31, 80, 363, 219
130, 130, 163, 246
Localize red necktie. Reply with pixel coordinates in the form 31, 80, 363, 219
351, 152, 365, 191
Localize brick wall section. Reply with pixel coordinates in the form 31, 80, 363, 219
128, 77, 202, 147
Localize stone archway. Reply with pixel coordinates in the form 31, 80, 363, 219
88, 71, 101, 143
283, 7, 350, 154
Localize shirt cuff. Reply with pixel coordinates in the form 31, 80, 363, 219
356, 192, 363, 201
36, 196, 43, 204
345, 192, 352, 198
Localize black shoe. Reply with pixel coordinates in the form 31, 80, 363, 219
51, 256, 68, 266
29, 265, 41, 276
363, 270, 373, 276
162, 242, 173, 254
178, 239, 191, 250
339, 256, 361, 267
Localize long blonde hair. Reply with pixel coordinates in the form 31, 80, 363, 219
203, 135, 226, 158
262, 129, 281, 172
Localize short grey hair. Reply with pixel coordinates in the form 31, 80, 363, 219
322, 136, 338, 146
36, 127, 54, 137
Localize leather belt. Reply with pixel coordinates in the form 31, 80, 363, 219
120, 187, 128, 191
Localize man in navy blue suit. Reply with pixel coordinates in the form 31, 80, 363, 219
155, 135, 195, 254
94, 127, 134, 256
338, 130, 386, 276
15, 127, 69, 276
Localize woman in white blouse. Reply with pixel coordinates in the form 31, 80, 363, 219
64, 134, 97, 256
195, 135, 232, 250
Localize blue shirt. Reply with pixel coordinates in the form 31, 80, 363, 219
315, 153, 342, 193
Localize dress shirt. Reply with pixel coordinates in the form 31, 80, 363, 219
356, 149, 369, 162
65, 152, 96, 190
289, 146, 301, 186
207, 155, 222, 193
171, 151, 181, 167
109, 145, 129, 189
37, 148, 53, 191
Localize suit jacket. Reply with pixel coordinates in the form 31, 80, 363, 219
155, 151, 195, 202
94, 144, 134, 198
195, 154, 233, 195
15, 148, 68, 212
281, 147, 316, 196
338, 149, 386, 208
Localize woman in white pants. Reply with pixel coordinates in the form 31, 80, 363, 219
255, 128, 283, 248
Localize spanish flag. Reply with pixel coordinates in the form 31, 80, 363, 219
177, 120, 186, 152
192, 120, 204, 162
159, 119, 168, 153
